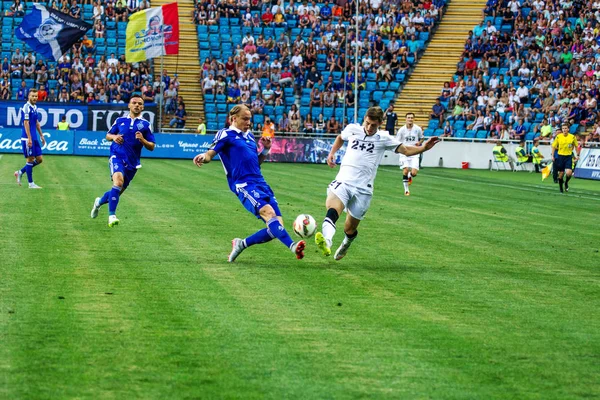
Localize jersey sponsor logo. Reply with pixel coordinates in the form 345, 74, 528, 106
350, 140, 375, 153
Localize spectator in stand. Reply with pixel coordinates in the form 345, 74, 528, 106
288, 104, 301, 132
37, 85, 48, 102
431, 99, 446, 124
16, 80, 28, 101
202, 73, 215, 94
127, 0, 139, 16
303, 114, 314, 133
277, 113, 290, 133
114, 0, 128, 22
251, 93, 265, 114
170, 103, 187, 129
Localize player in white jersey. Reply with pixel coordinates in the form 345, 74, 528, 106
315, 107, 439, 260
396, 112, 423, 196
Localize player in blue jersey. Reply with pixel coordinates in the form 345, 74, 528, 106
193, 104, 306, 262
90, 95, 156, 227
14, 89, 45, 189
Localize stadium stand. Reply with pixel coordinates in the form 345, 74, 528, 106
1, 1, 154, 106
193, 0, 448, 134
423, 0, 600, 144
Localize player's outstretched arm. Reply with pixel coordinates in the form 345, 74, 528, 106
327, 135, 344, 168
396, 137, 440, 156
193, 150, 217, 168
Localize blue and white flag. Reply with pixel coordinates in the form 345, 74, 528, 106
15, 4, 92, 61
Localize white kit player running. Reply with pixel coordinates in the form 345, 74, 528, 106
315, 107, 440, 260
396, 112, 423, 196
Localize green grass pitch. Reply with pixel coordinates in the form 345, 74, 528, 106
1, 154, 599, 399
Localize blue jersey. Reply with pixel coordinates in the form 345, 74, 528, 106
108, 115, 155, 169
211, 127, 265, 192
20, 102, 39, 140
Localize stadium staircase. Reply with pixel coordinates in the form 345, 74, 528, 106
393, 0, 487, 128
152, 0, 204, 130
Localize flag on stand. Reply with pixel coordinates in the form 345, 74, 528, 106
126, 3, 179, 63
15, 4, 92, 61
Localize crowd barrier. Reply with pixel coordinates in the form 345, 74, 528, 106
0, 128, 348, 164
1, 127, 598, 180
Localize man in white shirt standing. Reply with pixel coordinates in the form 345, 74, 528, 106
396, 112, 424, 196
314, 107, 439, 260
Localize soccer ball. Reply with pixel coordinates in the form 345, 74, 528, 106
293, 214, 317, 239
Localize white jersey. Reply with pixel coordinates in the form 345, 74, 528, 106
396, 124, 423, 147
335, 123, 402, 192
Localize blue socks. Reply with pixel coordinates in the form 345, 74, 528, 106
23, 162, 33, 183
243, 228, 274, 248
266, 218, 294, 248
20, 160, 40, 184
108, 185, 122, 216
99, 190, 111, 206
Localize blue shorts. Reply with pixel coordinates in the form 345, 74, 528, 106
21, 139, 42, 158
109, 156, 137, 189
235, 182, 282, 220
555, 155, 573, 172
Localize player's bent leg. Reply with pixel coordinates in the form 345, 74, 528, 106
108, 172, 124, 226
91, 197, 102, 218
259, 204, 301, 258
334, 215, 361, 261
317, 192, 345, 256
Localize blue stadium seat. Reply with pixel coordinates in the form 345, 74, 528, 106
428, 120, 439, 129
205, 103, 216, 114
455, 130, 466, 138
424, 128, 435, 137
372, 91, 383, 102
299, 106, 310, 118
216, 94, 226, 103
207, 122, 219, 131
476, 130, 488, 139
216, 103, 227, 113
197, 25, 208, 34
465, 130, 477, 139
253, 114, 264, 124
378, 81, 388, 90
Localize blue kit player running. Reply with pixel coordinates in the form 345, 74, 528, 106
90, 95, 156, 227
14, 89, 45, 189
193, 104, 306, 262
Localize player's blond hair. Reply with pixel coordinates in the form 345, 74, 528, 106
366, 106, 384, 123
229, 104, 251, 117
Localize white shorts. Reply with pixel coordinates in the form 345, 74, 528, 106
327, 180, 372, 220
399, 154, 420, 170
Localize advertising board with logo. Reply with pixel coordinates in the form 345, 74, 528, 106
0, 102, 157, 132
574, 148, 600, 180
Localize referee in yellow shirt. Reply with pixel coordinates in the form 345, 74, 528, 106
552, 123, 580, 193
